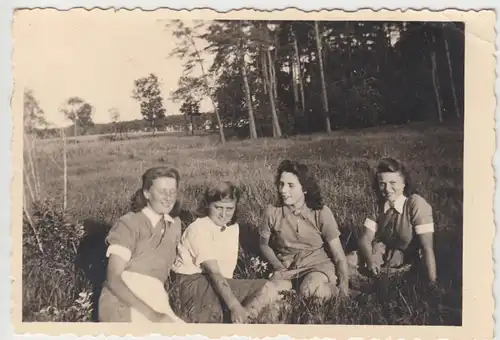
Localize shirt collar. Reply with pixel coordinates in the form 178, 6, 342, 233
383, 195, 407, 214
203, 216, 237, 231
283, 202, 308, 218
142, 206, 175, 228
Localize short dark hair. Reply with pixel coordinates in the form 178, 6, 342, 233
195, 181, 242, 225
274, 159, 324, 210
130, 166, 182, 217
372, 157, 414, 204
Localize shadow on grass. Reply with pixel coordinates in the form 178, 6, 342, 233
234, 220, 272, 280
75, 218, 111, 322
344, 227, 463, 326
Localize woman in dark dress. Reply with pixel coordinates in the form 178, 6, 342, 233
357, 158, 437, 283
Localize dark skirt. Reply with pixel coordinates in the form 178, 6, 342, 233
174, 273, 268, 323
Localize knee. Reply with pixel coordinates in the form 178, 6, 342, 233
299, 273, 332, 299
299, 281, 322, 298
264, 279, 292, 298
271, 279, 292, 292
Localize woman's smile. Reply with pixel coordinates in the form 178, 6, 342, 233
161, 200, 173, 207
279, 171, 305, 207
378, 171, 405, 203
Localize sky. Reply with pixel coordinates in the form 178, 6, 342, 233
13, 10, 213, 128
13, 10, 404, 129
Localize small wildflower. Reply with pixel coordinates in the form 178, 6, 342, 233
250, 256, 269, 275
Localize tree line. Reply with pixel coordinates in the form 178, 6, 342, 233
169, 20, 464, 142
24, 20, 464, 143
24, 73, 204, 139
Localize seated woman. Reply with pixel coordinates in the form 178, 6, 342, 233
172, 181, 292, 323
357, 158, 437, 283
259, 160, 350, 300
98, 166, 185, 323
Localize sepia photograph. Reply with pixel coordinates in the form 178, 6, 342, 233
11, 8, 495, 339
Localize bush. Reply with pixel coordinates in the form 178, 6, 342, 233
22, 200, 92, 322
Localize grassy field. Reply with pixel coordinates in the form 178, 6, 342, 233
22, 122, 463, 324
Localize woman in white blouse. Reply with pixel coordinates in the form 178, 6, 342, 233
172, 181, 292, 323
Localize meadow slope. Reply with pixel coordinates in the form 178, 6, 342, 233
23, 123, 463, 324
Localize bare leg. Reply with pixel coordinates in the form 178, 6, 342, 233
244, 279, 292, 319
299, 272, 338, 300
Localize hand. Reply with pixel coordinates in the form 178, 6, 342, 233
149, 311, 174, 323
427, 280, 443, 295
367, 263, 380, 277
230, 304, 250, 324
269, 267, 287, 280
159, 314, 176, 323
338, 281, 349, 298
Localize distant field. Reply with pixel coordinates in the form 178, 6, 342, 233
38, 129, 200, 144
23, 122, 463, 325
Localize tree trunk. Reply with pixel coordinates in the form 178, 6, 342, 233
266, 48, 282, 138
211, 101, 225, 144
431, 50, 443, 123
191, 114, 195, 136
187, 35, 225, 144
291, 59, 300, 116
184, 114, 189, 135
61, 128, 67, 211
443, 30, 461, 119
261, 48, 276, 136
150, 119, 156, 136
118, 122, 125, 139
297, 68, 306, 117
260, 48, 268, 95
240, 54, 258, 139
314, 21, 332, 133
291, 28, 303, 115
265, 51, 277, 137
272, 47, 278, 100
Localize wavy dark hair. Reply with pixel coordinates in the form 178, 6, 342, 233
372, 157, 414, 205
195, 181, 241, 225
130, 166, 182, 217
274, 160, 324, 210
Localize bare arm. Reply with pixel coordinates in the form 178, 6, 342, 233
200, 259, 249, 323
418, 233, 437, 283
326, 237, 349, 289
358, 228, 376, 271
105, 255, 164, 321
259, 236, 286, 271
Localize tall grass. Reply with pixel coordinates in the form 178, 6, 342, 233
22, 123, 463, 324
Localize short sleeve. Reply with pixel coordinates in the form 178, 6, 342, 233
185, 223, 216, 267
105, 217, 138, 262
409, 195, 434, 234
258, 205, 275, 239
363, 218, 378, 232
319, 206, 341, 242
363, 202, 379, 232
